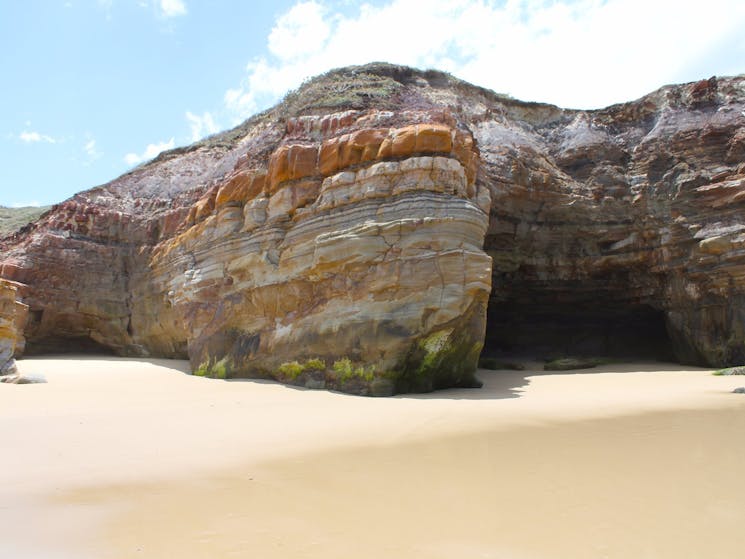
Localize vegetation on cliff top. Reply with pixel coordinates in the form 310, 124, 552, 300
0, 206, 50, 237
137, 62, 535, 170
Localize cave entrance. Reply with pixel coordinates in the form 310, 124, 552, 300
22, 309, 120, 356
24, 335, 117, 356
483, 301, 676, 363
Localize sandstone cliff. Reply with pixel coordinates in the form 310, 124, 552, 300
1, 64, 744, 393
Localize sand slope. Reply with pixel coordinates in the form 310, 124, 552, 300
2, 357, 744, 558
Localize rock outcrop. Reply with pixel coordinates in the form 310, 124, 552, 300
0, 279, 27, 381
480, 74, 745, 364
1, 64, 744, 393
144, 117, 491, 394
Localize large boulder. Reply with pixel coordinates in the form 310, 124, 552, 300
145, 118, 491, 394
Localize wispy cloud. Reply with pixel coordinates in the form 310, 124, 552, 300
124, 137, 175, 166
158, 0, 187, 18
185, 111, 218, 141
101, 0, 187, 19
82, 135, 102, 165
19, 131, 58, 144
10, 201, 42, 208
97, 0, 113, 19
84, 139, 98, 156
223, 0, 745, 116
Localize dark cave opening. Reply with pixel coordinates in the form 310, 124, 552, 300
24, 335, 117, 356
21, 308, 120, 356
482, 300, 676, 363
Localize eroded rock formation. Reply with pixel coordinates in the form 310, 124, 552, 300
144, 118, 491, 394
0, 279, 27, 380
1, 64, 744, 393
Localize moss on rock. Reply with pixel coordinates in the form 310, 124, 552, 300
393, 300, 486, 393
194, 357, 230, 379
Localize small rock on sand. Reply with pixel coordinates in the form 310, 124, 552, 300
718, 366, 745, 375
544, 357, 599, 371
17, 374, 47, 384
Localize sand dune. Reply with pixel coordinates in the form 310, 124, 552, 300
2, 356, 744, 558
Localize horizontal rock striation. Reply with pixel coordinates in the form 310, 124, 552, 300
1, 64, 744, 392
143, 116, 491, 394
480, 74, 745, 365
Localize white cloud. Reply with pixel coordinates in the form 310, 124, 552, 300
268, 1, 330, 61
97, 0, 113, 19
19, 131, 57, 144
158, 0, 186, 18
10, 201, 42, 208
224, 0, 745, 115
131, 0, 187, 19
84, 139, 97, 156
186, 111, 219, 141
224, 84, 257, 119
83, 136, 102, 165
124, 138, 175, 166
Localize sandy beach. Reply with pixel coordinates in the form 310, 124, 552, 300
2, 356, 744, 558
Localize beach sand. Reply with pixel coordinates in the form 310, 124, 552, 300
2, 356, 744, 558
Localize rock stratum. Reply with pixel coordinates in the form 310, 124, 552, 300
1, 64, 744, 394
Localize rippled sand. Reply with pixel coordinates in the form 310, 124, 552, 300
2, 356, 744, 558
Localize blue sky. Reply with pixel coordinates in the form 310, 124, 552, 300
2, 0, 744, 208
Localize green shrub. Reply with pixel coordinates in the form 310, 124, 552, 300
277, 358, 327, 380
277, 361, 304, 379
332, 358, 375, 382
304, 358, 326, 371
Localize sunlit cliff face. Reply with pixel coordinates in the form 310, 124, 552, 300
2, 65, 744, 393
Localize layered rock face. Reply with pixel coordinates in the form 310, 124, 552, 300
480, 75, 745, 364
1, 64, 744, 392
0, 279, 27, 380
143, 116, 491, 393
